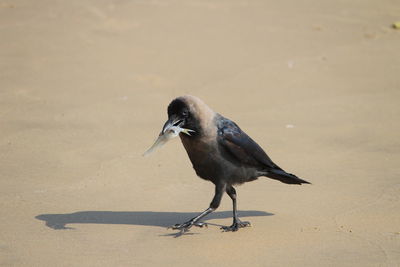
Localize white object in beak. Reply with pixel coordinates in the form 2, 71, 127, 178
143, 126, 194, 157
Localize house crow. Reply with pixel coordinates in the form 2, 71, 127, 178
158, 95, 310, 233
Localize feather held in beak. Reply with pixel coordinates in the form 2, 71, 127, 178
143, 126, 194, 157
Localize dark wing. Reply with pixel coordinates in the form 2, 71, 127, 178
216, 116, 281, 170
216, 115, 310, 185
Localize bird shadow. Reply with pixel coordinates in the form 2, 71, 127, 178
35, 210, 273, 233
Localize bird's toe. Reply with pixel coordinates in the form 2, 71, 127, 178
221, 225, 238, 232
168, 221, 194, 232
193, 222, 208, 228
238, 221, 251, 228
221, 220, 251, 232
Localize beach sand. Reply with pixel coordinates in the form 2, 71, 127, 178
1, 0, 399, 266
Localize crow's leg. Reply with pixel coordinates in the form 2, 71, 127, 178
221, 185, 251, 232
170, 183, 226, 233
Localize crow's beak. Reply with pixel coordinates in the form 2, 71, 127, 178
161, 117, 184, 135
143, 118, 194, 157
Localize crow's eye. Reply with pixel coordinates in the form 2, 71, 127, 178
182, 110, 189, 117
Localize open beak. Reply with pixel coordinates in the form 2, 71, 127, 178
161, 117, 184, 135
143, 117, 194, 157
161, 117, 194, 136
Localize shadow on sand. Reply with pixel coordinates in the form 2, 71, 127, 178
35, 210, 273, 230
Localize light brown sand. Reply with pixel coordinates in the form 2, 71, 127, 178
1, 0, 400, 266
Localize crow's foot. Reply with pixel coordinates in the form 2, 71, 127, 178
221, 220, 251, 232
168, 221, 207, 233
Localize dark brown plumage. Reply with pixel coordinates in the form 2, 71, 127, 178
159, 95, 310, 234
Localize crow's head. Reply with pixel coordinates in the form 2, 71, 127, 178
162, 95, 215, 137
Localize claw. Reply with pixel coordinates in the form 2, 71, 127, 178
168, 221, 194, 232
168, 220, 208, 233
221, 220, 251, 232
194, 222, 208, 228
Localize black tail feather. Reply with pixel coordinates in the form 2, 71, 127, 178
266, 169, 310, 185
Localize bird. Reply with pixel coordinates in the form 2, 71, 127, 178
158, 95, 310, 233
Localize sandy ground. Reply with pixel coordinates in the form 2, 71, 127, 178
1, 0, 400, 266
